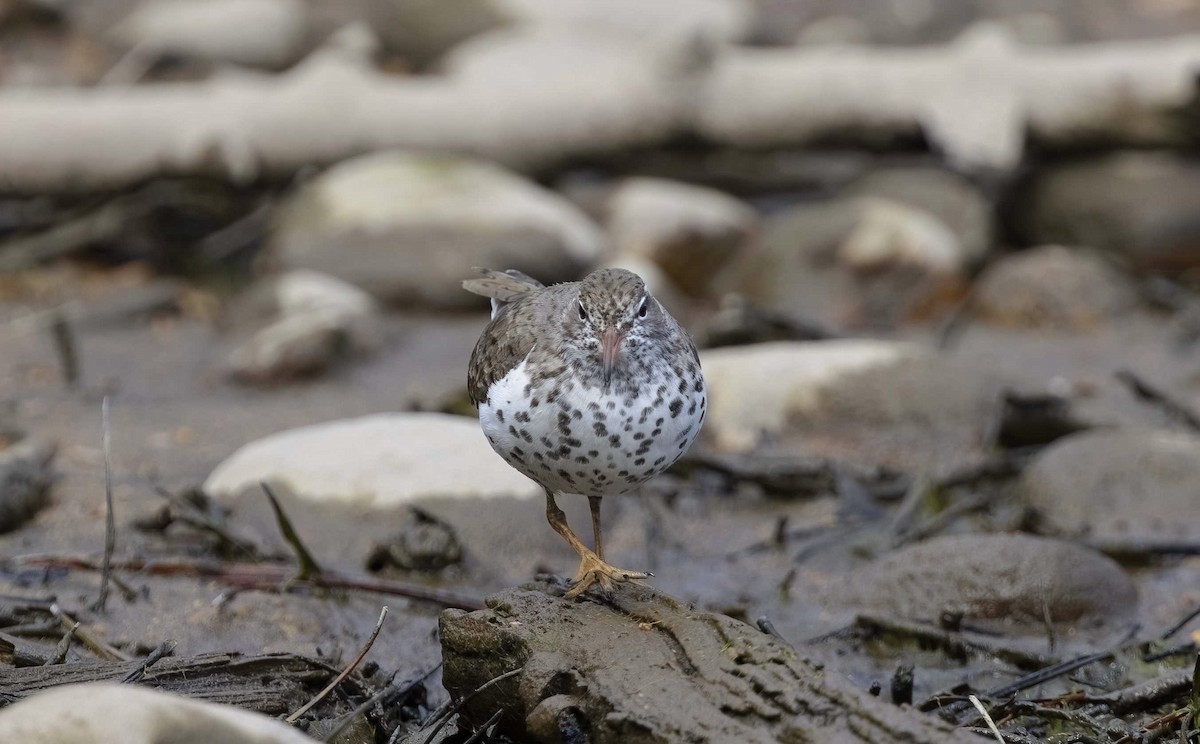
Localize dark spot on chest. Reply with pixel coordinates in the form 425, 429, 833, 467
669, 398, 684, 417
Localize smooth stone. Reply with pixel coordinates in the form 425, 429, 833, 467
273, 152, 603, 307
699, 340, 917, 451
224, 270, 380, 383
606, 177, 756, 296
0, 437, 56, 534
1020, 429, 1200, 547
828, 534, 1137, 634
204, 413, 539, 507
1013, 152, 1200, 270
0, 683, 316, 743
111, 0, 309, 68
971, 246, 1139, 330
844, 166, 992, 265
437, 582, 974, 744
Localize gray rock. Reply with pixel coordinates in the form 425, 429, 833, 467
1021, 429, 1200, 548
438, 582, 974, 743
1014, 152, 1200, 269
204, 413, 539, 507
971, 246, 1139, 330
365, 0, 507, 65
224, 270, 380, 383
272, 153, 603, 308
845, 166, 992, 265
829, 534, 1136, 634
0, 438, 56, 534
111, 0, 309, 69
606, 177, 756, 297
0, 683, 317, 743
699, 340, 918, 451
732, 196, 970, 330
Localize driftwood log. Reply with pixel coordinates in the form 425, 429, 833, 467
0, 26, 1198, 192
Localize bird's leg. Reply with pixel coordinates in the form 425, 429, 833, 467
544, 489, 648, 598
588, 495, 604, 560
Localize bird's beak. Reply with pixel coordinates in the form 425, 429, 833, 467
600, 328, 623, 388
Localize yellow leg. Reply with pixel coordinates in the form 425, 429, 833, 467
544, 489, 648, 598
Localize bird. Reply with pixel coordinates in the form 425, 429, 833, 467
464, 267, 706, 597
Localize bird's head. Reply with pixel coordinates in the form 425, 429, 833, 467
571, 268, 662, 389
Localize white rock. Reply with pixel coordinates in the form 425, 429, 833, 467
607, 177, 756, 295
273, 152, 604, 307
111, 0, 309, 69
837, 198, 962, 274
0, 683, 316, 744
225, 271, 380, 383
205, 413, 539, 506
494, 0, 754, 48
699, 340, 917, 451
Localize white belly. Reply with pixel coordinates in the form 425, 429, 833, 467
478, 354, 705, 496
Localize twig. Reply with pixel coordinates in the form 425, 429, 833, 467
14, 555, 484, 611
969, 694, 1005, 743
48, 309, 79, 387
421, 668, 522, 744
150, 484, 260, 559
286, 606, 389, 723
48, 603, 131, 661
120, 640, 177, 683
49, 622, 78, 665
1116, 369, 1200, 433
1162, 603, 1200, 641
262, 482, 323, 581
462, 708, 503, 744
91, 397, 116, 614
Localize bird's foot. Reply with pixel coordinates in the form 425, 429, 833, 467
564, 550, 650, 599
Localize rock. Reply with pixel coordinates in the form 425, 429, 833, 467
204, 413, 539, 507
0, 683, 317, 743
495, 0, 754, 50
1020, 429, 1200, 549
605, 177, 756, 297
733, 196, 970, 330
273, 153, 603, 307
365, 0, 507, 66
829, 534, 1136, 634
224, 270, 380, 383
844, 166, 992, 265
971, 246, 1139, 330
0, 438, 56, 534
438, 582, 973, 743
1013, 153, 1200, 270
366, 507, 464, 573
111, 0, 309, 69
836, 197, 963, 274
698, 340, 917, 451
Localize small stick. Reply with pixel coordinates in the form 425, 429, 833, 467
286, 606, 388, 723
969, 694, 1005, 743
49, 309, 79, 387
462, 709, 503, 744
121, 640, 177, 683
421, 668, 521, 744
49, 622, 79, 664
91, 397, 116, 613
1116, 369, 1200, 433
48, 603, 131, 661
262, 482, 323, 581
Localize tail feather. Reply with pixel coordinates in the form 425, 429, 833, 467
463, 268, 544, 319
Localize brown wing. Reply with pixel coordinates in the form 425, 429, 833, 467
462, 268, 543, 303
467, 294, 544, 406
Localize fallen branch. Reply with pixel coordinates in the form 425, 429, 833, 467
12, 555, 484, 611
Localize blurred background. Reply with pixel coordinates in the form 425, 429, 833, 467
3, 0, 1200, 740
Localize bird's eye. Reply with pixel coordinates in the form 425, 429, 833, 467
637, 299, 648, 318
578, 302, 588, 321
